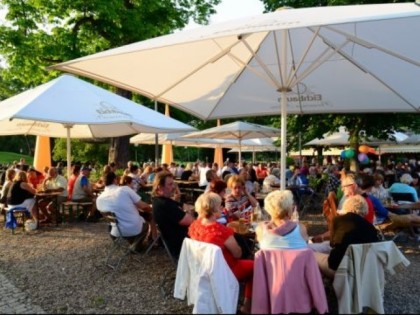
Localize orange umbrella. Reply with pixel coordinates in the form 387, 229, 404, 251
161, 104, 174, 164
33, 136, 51, 172
213, 119, 224, 167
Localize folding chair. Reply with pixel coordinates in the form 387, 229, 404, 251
101, 211, 146, 272
145, 225, 178, 298
5, 206, 31, 234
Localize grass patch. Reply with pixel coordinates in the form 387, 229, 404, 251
0, 152, 34, 166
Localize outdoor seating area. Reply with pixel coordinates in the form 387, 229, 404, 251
0, 212, 418, 314
1, 1, 420, 314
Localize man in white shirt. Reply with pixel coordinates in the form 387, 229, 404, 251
42, 166, 68, 218
96, 172, 152, 251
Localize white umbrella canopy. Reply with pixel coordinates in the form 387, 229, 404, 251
130, 132, 276, 149
52, 3, 420, 188
0, 74, 195, 178
305, 126, 409, 147
130, 132, 231, 148
181, 121, 280, 163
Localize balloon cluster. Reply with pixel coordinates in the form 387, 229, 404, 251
340, 145, 376, 164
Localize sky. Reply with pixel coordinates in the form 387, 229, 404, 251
187, 0, 265, 29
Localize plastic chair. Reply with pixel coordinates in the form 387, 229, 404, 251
101, 211, 146, 272
145, 225, 179, 298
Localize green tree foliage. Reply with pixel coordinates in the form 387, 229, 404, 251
53, 138, 109, 165
0, 0, 221, 165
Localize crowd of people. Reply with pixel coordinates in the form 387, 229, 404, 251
1, 155, 419, 313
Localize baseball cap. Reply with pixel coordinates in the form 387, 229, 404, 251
81, 166, 91, 171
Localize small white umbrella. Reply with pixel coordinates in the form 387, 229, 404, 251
182, 121, 280, 163
305, 126, 409, 147
52, 3, 420, 188
0, 74, 195, 178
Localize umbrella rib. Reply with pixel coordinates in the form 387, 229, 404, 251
325, 25, 420, 67
288, 35, 349, 87
154, 39, 244, 100
285, 27, 321, 88
240, 37, 283, 91
314, 29, 420, 112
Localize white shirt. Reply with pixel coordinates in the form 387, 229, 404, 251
45, 175, 68, 197
96, 185, 145, 237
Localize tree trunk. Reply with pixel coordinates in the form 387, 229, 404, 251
108, 88, 133, 169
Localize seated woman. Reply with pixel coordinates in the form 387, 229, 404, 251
7, 171, 42, 223
0, 169, 16, 209
189, 192, 254, 314
225, 175, 258, 223
312, 195, 379, 279
256, 190, 308, 249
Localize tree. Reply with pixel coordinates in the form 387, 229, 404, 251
0, 0, 221, 165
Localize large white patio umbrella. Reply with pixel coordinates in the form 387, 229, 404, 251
181, 121, 280, 163
0, 74, 195, 178
51, 3, 420, 189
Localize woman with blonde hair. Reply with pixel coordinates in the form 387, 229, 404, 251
189, 192, 254, 314
225, 175, 258, 222
256, 190, 308, 249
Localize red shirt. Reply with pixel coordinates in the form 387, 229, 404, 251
67, 174, 78, 200
363, 195, 375, 224
188, 218, 237, 269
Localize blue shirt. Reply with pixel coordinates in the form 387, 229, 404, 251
367, 194, 389, 224
388, 183, 418, 202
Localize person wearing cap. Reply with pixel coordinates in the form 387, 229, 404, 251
338, 174, 375, 224
72, 165, 99, 222
388, 173, 418, 202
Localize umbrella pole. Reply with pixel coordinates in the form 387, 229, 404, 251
280, 90, 287, 190
154, 100, 159, 165
239, 139, 242, 165
65, 125, 72, 179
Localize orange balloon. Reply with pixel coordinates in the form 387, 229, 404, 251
359, 145, 370, 154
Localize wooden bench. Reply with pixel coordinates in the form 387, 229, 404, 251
61, 201, 93, 223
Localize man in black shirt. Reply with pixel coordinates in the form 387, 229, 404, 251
152, 171, 195, 258
313, 194, 379, 278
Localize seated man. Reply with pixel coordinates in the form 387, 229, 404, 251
152, 171, 195, 258
313, 195, 379, 278
262, 167, 280, 193
96, 172, 151, 251
72, 166, 99, 222
388, 173, 418, 202
42, 166, 68, 219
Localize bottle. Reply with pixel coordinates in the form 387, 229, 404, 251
291, 206, 299, 222
252, 204, 262, 223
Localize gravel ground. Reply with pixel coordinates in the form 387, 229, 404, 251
0, 214, 419, 314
